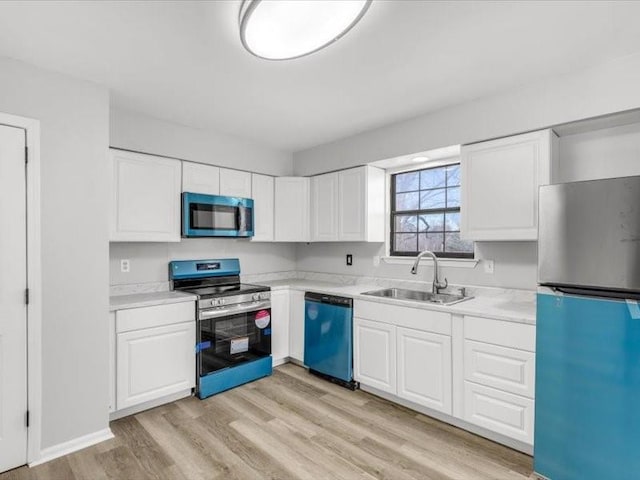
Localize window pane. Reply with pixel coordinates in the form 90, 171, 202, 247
445, 232, 473, 253
395, 172, 419, 192
395, 215, 417, 232
447, 187, 460, 207
444, 212, 460, 231
420, 168, 446, 190
396, 192, 419, 211
395, 233, 417, 252
420, 188, 446, 209
418, 232, 444, 252
418, 213, 444, 232
446, 165, 460, 186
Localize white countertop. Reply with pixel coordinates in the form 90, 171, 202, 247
258, 279, 536, 325
109, 291, 197, 312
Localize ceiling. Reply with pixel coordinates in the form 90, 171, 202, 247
0, 1, 640, 152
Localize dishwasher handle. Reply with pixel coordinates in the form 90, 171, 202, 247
304, 291, 353, 308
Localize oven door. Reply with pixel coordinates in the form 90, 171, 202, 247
182, 192, 254, 237
197, 303, 271, 377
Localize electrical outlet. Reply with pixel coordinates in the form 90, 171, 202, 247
346, 254, 353, 266
373, 256, 381, 267
483, 259, 494, 274
120, 259, 130, 273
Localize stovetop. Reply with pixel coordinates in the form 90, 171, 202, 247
181, 282, 269, 299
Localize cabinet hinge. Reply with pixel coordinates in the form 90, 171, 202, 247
25, 288, 29, 305
25, 146, 28, 164
26, 410, 30, 428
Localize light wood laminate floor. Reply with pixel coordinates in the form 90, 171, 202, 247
1, 364, 535, 480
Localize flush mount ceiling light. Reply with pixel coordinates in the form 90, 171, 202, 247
239, 0, 372, 60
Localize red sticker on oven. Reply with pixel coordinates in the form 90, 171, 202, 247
255, 310, 271, 329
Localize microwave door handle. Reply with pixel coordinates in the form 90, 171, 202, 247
235, 203, 243, 231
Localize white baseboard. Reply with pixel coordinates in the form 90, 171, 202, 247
29, 428, 114, 467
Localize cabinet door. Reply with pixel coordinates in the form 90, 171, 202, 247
182, 162, 220, 195
311, 172, 339, 241
251, 174, 275, 242
289, 290, 306, 362
275, 177, 310, 242
110, 149, 181, 242
270, 290, 290, 365
220, 168, 252, 198
338, 167, 366, 241
354, 318, 396, 394
397, 327, 452, 414
116, 321, 195, 410
461, 129, 553, 241
464, 381, 534, 445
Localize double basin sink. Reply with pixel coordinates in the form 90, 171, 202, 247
361, 287, 472, 306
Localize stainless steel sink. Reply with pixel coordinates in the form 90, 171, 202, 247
361, 288, 472, 306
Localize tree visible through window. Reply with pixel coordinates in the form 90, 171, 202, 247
391, 164, 473, 257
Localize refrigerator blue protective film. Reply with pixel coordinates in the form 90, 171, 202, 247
535, 293, 640, 480
304, 300, 353, 382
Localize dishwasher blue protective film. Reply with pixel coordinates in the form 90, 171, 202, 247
304, 299, 353, 382
534, 293, 640, 480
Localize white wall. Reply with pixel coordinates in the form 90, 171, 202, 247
295, 242, 537, 291
110, 240, 296, 286
0, 57, 110, 449
293, 52, 640, 176
557, 122, 640, 182
110, 108, 293, 176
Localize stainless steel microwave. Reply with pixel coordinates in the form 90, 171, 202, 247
182, 192, 254, 238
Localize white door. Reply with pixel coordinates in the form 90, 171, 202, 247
182, 162, 220, 195
251, 173, 275, 242
0, 125, 28, 472
270, 290, 290, 364
353, 318, 396, 394
289, 290, 306, 362
311, 172, 339, 241
219, 168, 252, 198
117, 322, 195, 410
397, 327, 452, 414
338, 167, 366, 241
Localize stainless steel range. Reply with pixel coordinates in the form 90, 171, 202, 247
169, 258, 272, 399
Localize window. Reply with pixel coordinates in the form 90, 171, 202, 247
390, 163, 473, 257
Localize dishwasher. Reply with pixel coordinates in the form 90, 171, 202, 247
304, 292, 358, 390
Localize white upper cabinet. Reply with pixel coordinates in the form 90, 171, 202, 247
182, 161, 220, 195
311, 172, 339, 241
251, 173, 275, 242
274, 177, 310, 242
309, 166, 385, 243
461, 129, 556, 241
110, 149, 181, 242
220, 168, 252, 198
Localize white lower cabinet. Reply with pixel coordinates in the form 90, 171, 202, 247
289, 290, 306, 362
397, 327, 452, 415
463, 381, 534, 445
354, 318, 397, 394
111, 301, 196, 415
270, 290, 290, 364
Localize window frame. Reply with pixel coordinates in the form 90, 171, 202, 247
389, 162, 473, 259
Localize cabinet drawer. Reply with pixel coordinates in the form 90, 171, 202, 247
464, 381, 534, 445
116, 301, 195, 333
464, 340, 535, 398
354, 300, 451, 335
464, 316, 535, 352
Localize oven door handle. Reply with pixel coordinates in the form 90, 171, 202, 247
199, 300, 271, 320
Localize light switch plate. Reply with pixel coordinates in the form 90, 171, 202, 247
483, 259, 494, 274
120, 259, 130, 273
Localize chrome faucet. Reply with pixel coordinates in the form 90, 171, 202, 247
410, 250, 448, 294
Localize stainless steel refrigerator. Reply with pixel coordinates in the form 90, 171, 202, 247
535, 175, 640, 480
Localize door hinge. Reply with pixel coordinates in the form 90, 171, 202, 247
26, 410, 30, 428
25, 146, 28, 164
25, 288, 29, 305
